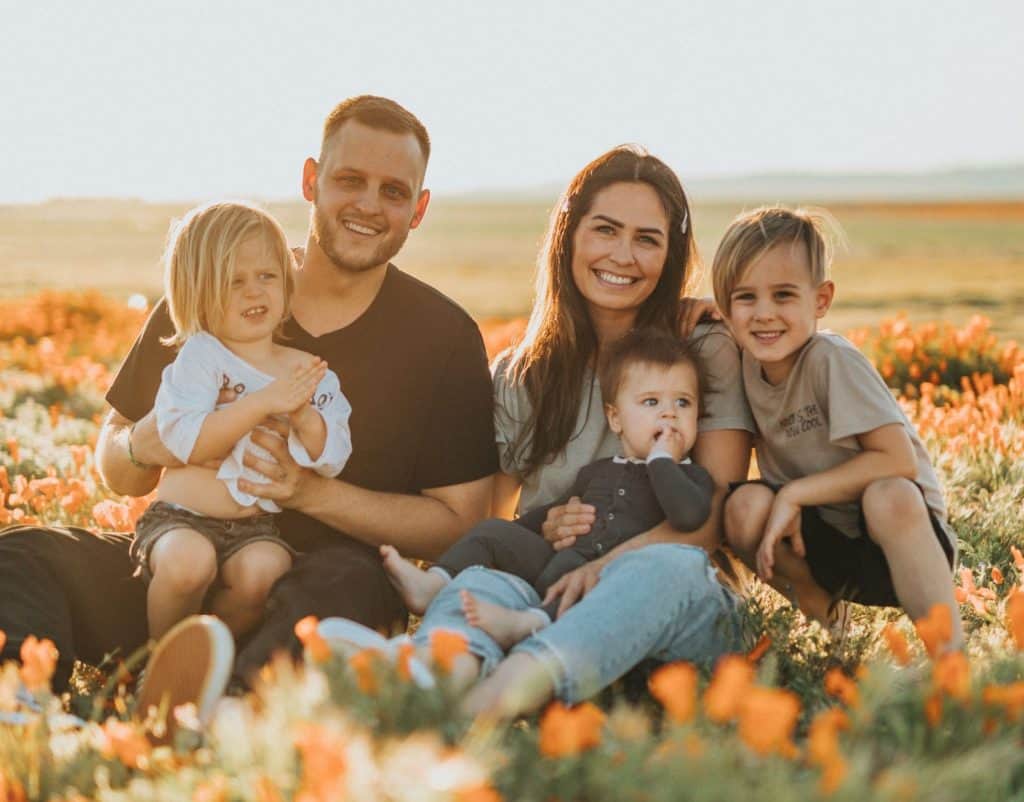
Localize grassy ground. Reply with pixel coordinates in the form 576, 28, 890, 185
3, 198, 1023, 341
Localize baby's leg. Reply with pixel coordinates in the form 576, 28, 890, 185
460, 589, 549, 651
380, 545, 449, 616
724, 483, 833, 625
147, 529, 218, 639
861, 478, 963, 650
211, 541, 292, 638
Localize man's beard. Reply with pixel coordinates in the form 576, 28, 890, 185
311, 205, 410, 274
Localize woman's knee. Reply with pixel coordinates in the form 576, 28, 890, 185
723, 484, 775, 554
149, 530, 217, 594
862, 478, 929, 544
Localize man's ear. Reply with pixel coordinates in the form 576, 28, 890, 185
815, 280, 836, 319
605, 403, 622, 435
410, 188, 431, 230
301, 158, 318, 202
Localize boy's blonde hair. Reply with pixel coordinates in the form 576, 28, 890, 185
712, 206, 841, 313
161, 201, 295, 347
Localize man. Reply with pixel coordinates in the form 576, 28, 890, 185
0, 96, 497, 691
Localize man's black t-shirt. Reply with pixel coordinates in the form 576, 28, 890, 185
106, 265, 499, 553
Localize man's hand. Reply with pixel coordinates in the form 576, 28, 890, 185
756, 490, 804, 581
678, 295, 721, 338
236, 418, 308, 505
541, 496, 596, 551
542, 557, 608, 618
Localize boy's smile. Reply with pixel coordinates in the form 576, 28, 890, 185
726, 240, 834, 385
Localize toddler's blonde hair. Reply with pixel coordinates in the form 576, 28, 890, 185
161, 201, 294, 347
712, 206, 842, 314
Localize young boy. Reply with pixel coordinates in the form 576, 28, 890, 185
713, 206, 961, 648
380, 329, 714, 648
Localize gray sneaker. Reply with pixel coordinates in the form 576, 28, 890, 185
135, 616, 234, 744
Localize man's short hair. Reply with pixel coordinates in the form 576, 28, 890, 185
598, 329, 703, 409
712, 205, 840, 314
320, 95, 431, 166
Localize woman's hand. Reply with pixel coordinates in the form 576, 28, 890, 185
541, 496, 596, 551
542, 556, 609, 618
236, 417, 308, 506
678, 296, 721, 338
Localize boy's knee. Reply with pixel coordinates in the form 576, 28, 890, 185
723, 484, 775, 554
862, 477, 926, 533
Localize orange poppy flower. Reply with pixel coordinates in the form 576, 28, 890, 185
19, 635, 58, 692
882, 624, 912, 666
914, 604, 952, 658
294, 724, 348, 801
538, 701, 606, 758
737, 687, 801, 757
983, 681, 1024, 721
98, 718, 151, 769
702, 655, 754, 723
924, 692, 943, 727
5, 438, 19, 465
1012, 546, 1024, 571
1006, 593, 1024, 650
348, 650, 379, 695
649, 662, 698, 724
932, 651, 970, 701
824, 668, 860, 708
818, 756, 849, 796
253, 775, 285, 802
430, 629, 469, 673
455, 783, 503, 802
293, 616, 331, 663
395, 641, 415, 682
991, 566, 1004, 585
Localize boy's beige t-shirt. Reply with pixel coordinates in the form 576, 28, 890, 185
495, 323, 755, 513
743, 331, 955, 553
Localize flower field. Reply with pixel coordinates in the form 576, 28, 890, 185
2, 292, 1024, 800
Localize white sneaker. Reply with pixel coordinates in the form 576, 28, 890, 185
316, 617, 435, 689
135, 616, 234, 743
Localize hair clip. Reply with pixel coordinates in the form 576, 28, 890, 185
680, 209, 689, 235
561, 197, 571, 214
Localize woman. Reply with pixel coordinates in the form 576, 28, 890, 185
423, 145, 755, 716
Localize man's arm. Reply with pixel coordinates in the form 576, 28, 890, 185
95, 410, 173, 497
237, 425, 492, 561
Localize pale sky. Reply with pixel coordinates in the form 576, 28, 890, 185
3, 0, 1021, 202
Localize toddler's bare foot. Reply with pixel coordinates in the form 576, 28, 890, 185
460, 590, 548, 650
380, 545, 447, 616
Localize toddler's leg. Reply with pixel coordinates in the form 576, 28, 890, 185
460, 589, 549, 651
724, 484, 833, 624
380, 545, 449, 616
147, 529, 218, 639
212, 541, 293, 638
861, 478, 963, 649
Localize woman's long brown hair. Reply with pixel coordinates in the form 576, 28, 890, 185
501, 145, 699, 475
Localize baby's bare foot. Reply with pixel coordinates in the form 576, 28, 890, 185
380, 545, 447, 616
460, 590, 548, 650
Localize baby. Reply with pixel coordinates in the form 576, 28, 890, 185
382, 329, 713, 647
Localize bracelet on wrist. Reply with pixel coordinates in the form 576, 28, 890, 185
127, 423, 155, 470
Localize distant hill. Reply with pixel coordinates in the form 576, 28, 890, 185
683, 164, 1024, 202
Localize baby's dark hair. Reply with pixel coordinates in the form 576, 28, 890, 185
599, 329, 704, 411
